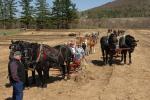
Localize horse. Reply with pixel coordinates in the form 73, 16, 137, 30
29, 43, 69, 87
100, 33, 118, 65
119, 35, 138, 64
54, 45, 73, 76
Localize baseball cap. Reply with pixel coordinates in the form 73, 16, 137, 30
14, 51, 22, 56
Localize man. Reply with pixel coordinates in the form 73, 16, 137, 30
8, 51, 25, 100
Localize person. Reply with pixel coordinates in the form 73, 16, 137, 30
8, 51, 25, 100
75, 44, 85, 61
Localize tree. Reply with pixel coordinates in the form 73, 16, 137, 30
35, 0, 50, 29
19, 0, 34, 29
0, 0, 4, 28
51, 0, 78, 29
0, 0, 8, 29
0, 0, 17, 29
7, 0, 18, 28
51, 0, 62, 29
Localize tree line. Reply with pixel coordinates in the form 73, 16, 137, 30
0, 0, 78, 29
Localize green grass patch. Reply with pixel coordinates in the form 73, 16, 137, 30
0, 29, 21, 35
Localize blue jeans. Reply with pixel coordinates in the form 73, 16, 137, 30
12, 81, 24, 100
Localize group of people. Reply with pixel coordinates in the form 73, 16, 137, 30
67, 40, 85, 62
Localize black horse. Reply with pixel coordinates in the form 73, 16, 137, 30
100, 33, 118, 65
26, 43, 73, 87
119, 35, 138, 64
54, 45, 73, 77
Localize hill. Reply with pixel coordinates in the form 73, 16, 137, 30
81, 0, 150, 18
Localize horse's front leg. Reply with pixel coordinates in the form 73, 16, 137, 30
66, 61, 71, 79
129, 52, 132, 64
36, 69, 45, 88
124, 51, 127, 64
43, 69, 48, 88
93, 46, 96, 53
31, 70, 36, 85
109, 53, 113, 66
25, 70, 29, 87
101, 49, 105, 64
120, 51, 124, 62
61, 64, 66, 79
106, 51, 109, 64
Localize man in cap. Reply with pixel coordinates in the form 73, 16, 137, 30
8, 51, 25, 100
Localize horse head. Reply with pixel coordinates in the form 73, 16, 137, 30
125, 35, 138, 53
9, 40, 23, 60
125, 35, 138, 47
108, 33, 118, 49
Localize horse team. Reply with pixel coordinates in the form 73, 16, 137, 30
8, 29, 138, 88
100, 29, 139, 66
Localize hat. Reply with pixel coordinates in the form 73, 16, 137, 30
14, 51, 21, 56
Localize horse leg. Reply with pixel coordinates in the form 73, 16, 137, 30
66, 61, 71, 79
106, 50, 109, 64
42, 69, 48, 88
101, 49, 105, 63
120, 51, 124, 62
93, 46, 95, 53
25, 70, 29, 87
124, 51, 127, 64
36, 69, 44, 87
109, 53, 113, 66
31, 70, 36, 85
61, 64, 66, 79
90, 46, 92, 54
129, 52, 132, 64
46, 62, 50, 79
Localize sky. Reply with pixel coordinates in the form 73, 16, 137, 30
49, 0, 114, 11
16, 0, 113, 17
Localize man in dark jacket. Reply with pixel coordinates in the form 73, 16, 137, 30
8, 51, 25, 100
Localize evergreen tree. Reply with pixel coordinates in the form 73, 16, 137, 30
35, 0, 50, 29
0, 0, 17, 29
7, 0, 18, 28
51, 0, 62, 29
51, 0, 78, 29
0, 0, 3, 19
0, 0, 4, 28
19, 0, 33, 29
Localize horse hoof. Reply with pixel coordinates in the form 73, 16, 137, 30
42, 84, 47, 88
67, 75, 71, 79
31, 81, 36, 85
128, 62, 132, 65
109, 63, 112, 66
